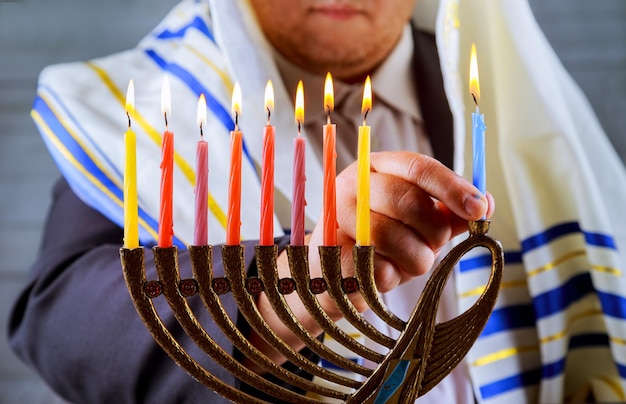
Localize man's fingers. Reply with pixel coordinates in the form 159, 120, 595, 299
370, 152, 488, 220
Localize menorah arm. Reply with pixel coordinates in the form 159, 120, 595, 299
154, 246, 327, 404
320, 246, 396, 348
420, 234, 503, 395
287, 246, 384, 369
353, 246, 406, 331
191, 245, 348, 400
254, 246, 365, 390
121, 247, 268, 404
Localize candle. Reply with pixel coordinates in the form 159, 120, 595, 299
158, 76, 175, 247
226, 83, 243, 245
356, 76, 372, 246
123, 80, 139, 249
322, 72, 338, 246
291, 80, 306, 246
469, 43, 486, 198
194, 94, 209, 246
260, 81, 275, 246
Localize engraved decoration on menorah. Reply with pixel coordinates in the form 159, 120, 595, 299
119, 220, 503, 403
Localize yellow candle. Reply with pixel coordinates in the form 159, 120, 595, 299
356, 76, 372, 246
123, 80, 139, 248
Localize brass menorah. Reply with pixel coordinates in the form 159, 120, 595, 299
119, 220, 503, 403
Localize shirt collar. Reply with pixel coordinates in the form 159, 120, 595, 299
372, 24, 422, 122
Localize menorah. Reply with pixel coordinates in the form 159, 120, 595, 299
119, 220, 503, 403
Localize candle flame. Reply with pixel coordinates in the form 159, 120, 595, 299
197, 93, 207, 131
295, 80, 304, 129
361, 75, 372, 117
125, 79, 135, 116
161, 76, 171, 117
264, 80, 274, 119
324, 72, 334, 114
231, 82, 242, 121
469, 43, 480, 105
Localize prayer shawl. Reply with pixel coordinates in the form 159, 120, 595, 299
32, 0, 626, 402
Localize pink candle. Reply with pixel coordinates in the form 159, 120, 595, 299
260, 81, 275, 246
226, 83, 242, 246
291, 81, 306, 246
158, 77, 174, 247
194, 94, 208, 246
322, 73, 337, 246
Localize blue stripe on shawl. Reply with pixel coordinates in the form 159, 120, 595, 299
459, 223, 616, 273
479, 367, 541, 399
34, 96, 123, 200
40, 84, 123, 180
533, 272, 594, 318
521, 221, 617, 252
480, 361, 565, 399
521, 222, 582, 251
144, 49, 255, 168
619, 363, 626, 378
480, 334, 615, 399
33, 95, 181, 247
480, 304, 536, 337
459, 250, 521, 273
597, 290, 626, 319
155, 16, 214, 42
482, 273, 626, 337
532, 274, 626, 320
584, 231, 617, 249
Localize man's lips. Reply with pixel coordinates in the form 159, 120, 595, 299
310, 4, 364, 20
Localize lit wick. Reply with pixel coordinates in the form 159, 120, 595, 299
324, 72, 334, 125
232, 82, 242, 131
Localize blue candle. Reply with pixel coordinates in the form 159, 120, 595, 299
472, 107, 486, 195
469, 43, 486, 196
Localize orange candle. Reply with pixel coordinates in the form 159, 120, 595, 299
158, 76, 174, 247
226, 83, 243, 245
291, 80, 306, 246
194, 94, 208, 246
260, 81, 275, 246
322, 72, 337, 246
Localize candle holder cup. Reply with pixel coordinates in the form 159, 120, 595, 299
120, 220, 503, 403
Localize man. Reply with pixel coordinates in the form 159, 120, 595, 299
9, 0, 626, 402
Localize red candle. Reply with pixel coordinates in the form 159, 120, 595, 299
260, 81, 275, 246
226, 83, 242, 245
322, 73, 337, 246
291, 80, 306, 246
194, 94, 208, 246
158, 76, 174, 247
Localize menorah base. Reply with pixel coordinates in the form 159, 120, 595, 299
120, 220, 503, 403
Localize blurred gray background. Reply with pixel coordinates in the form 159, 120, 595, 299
0, 0, 624, 402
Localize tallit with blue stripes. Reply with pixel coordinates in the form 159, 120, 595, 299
32, 0, 626, 402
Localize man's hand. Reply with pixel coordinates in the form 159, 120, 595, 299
307, 151, 494, 314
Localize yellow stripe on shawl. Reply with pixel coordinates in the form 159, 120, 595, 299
183, 43, 234, 93
527, 250, 621, 278
86, 61, 228, 230
461, 279, 527, 298
611, 337, 626, 345
539, 308, 603, 344
32, 109, 158, 241
472, 345, 539, 367
37, 93, 123, 191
